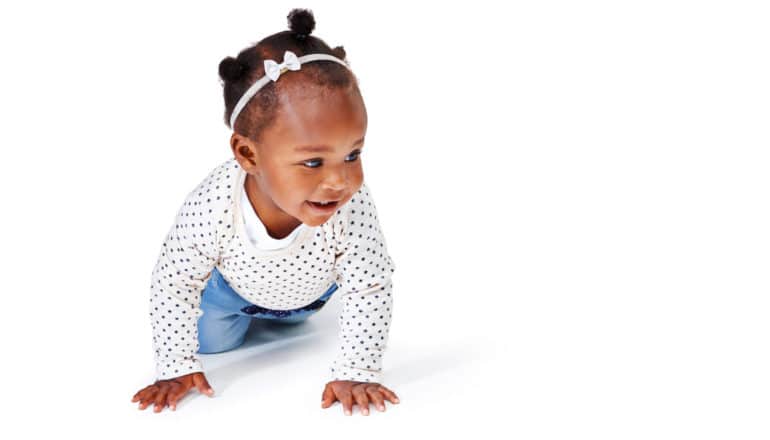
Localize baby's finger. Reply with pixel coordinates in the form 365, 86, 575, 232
378, 386, 400, 404
336, 390, 354, 416
193, 374, 215, 397
135, 385, 156, 404
154, 386, 170, 413
352, 386, 370, 416
131, 388, 147, 402
365, 386, 386, 411
138, 387, 158, 410
167, 382, 186, 411
321, 385, 336, 408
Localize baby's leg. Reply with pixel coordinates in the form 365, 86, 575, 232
196, 268, 253, 354
197, 309, 251, 353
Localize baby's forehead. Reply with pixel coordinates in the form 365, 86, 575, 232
277, 78, 356, 102
275, 86, 364, 120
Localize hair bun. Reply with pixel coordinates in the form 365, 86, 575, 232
219, 56, 247, 82
287, 8, 315, 40
332, 45, 347, 61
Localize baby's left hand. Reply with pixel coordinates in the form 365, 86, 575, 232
321, 380, 400, 416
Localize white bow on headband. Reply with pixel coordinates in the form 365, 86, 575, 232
264, 51, 301, 81
229, 50, 352, 129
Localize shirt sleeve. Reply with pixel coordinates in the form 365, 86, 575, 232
148, 188, 221, 381
330, 183, 396, 383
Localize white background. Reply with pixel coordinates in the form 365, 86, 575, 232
1, 0, 768, 438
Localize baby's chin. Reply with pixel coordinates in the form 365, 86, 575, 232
300, 217, 332, 228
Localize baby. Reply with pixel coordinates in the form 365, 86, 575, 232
131, 8, 399, 416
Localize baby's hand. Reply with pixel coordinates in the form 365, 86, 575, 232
321, 380, 400, 416
131, 372, 215, 413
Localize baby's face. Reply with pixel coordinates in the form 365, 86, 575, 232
234, 84, 368, 228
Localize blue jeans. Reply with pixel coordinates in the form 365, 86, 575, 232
196, 267, 338, 354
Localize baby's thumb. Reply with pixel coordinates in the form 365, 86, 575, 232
193, 373, 215, 397
321, 386, 335, 408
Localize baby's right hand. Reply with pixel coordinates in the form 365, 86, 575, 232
132, 372, 215, 412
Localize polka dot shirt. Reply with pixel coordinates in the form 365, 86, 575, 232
149, 158, 396, 383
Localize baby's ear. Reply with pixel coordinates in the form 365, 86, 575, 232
332, 45, 347, 61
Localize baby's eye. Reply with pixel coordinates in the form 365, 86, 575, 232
346, 150, 361, 162
301, 150, 361, 168
302, 159, 322, 168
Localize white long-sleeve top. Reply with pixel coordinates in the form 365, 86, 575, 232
149, 157, 396, 383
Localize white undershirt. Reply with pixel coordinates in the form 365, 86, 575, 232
240, 183, 306, 250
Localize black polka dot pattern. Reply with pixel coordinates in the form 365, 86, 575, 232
149, 158, 396, 383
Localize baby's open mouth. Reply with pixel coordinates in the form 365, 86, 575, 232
307, 200, 339, 209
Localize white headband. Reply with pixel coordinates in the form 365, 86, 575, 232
229, 50, 351, 129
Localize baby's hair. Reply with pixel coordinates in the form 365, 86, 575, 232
219, 8, 357, 143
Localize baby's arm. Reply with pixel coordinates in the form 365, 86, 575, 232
322, 183, 400, 415
134, 182, 225, 412
330, 183, 396, 383
148, 189, 221, 380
